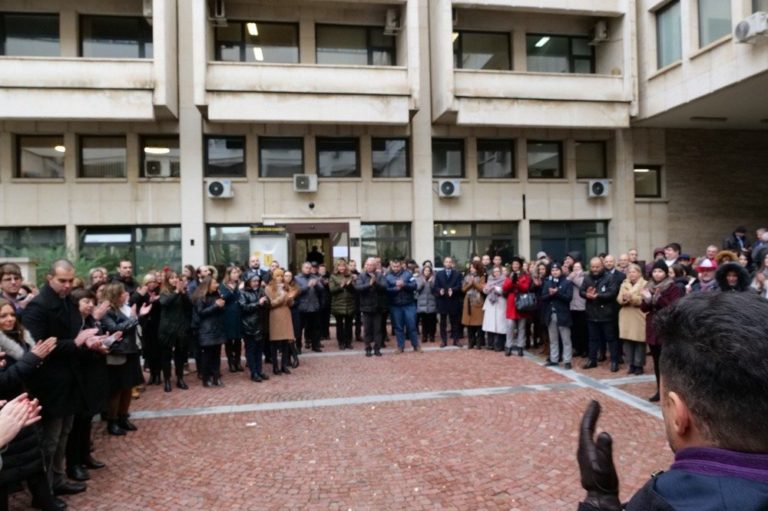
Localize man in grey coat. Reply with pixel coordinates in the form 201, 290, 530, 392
295, 262, 324, 352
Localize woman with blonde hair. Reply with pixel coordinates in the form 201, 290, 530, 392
616, 263, 647, 375
264, 269, 296, 375
329, 259, 356, 350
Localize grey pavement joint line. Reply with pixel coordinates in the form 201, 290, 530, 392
130, 381, 582, 420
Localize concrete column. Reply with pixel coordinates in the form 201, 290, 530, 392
179, 1, 206, 266
519, 219, 531, 262
59, 8, 78, 58
609, 129, 636, 256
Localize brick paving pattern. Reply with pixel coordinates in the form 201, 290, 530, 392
10, 340, 671, 510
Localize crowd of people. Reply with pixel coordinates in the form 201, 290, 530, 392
0, 225, 766, 509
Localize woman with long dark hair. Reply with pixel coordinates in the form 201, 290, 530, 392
462, 261, 486, 349
220, 266, 243, 373
238, 271, 270, 382
415, 265, 437, 343
158, 271, 192, 391
191, 277, 226, 387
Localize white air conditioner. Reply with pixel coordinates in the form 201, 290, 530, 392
438, 179, 461, 198
208, 0, 227, 26
293, 174, 318, 193
384, 8, 401, 36
588, 179, 610, 198
735, 12, 768, 43
589, 20, 609, 45
145, 159, 171, 178
206, 178, 234, 199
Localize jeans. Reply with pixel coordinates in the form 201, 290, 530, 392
244, 334, 265, 377
623, 340, 646, 369
587, 321, 619, 364
505, 318, 527, 349
390, 303, 419, 349
547, 314, 572, 364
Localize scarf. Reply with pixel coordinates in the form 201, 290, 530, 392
464, 275, 484, 307
0, 329, 35, 361
484, 275, 506, 304
646, 277, 673, 306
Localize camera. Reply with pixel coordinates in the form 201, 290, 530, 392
308, 202, 315, 210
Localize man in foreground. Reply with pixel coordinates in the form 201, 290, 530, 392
577, 292, 768, 510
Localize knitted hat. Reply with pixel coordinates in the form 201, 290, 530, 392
651, 259, 669, 275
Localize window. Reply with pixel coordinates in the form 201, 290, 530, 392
755, 0, 768, 13
316, 25, 395, 66
80, 15, 152, 58
0, 13, 59, 56
215, 21, 299, 63
575, 141, 607, 179
204, 136, 245, 177
16, 136, 65, 179
372, 138, 409, 178
477, 139, 515, 179
316, 138, 359, 178
530, 221, 608, 263
434, 222, 518, 269
432, 139, 465, 178
259, 137, 303, 178
698, 0, 731, 47
80, 136, 127, 178
0, 227, 65, 258
527, 141, 563, 179
453, 31, 511, 70
79, 226, 181, 276
526, 34, 594, 73
656, 1, 682, 68
360, 223, 411, 262
141, 136, 180, 178
634, 165, 662, 198
208, 225, 252, 267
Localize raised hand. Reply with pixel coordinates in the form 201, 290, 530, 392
577, 400, 621, 511
31, 337, 57, 359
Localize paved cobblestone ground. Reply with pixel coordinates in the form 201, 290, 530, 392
11, 339, 671, 510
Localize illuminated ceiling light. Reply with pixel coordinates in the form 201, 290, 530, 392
451, 32, 459, 43
144, 147, 170, 155
535, 36, 550, 48
252, 47, 264, 61
54, 145, 66, 153
246, 22, 258, 36
633, 168, 650, 173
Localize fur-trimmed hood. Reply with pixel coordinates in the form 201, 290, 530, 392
716, 262, 751, 292
0, 329, 35, 361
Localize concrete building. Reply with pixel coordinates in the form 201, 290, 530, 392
1, 0, 767, 274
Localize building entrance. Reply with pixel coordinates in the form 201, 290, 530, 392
284, 222, 350, 272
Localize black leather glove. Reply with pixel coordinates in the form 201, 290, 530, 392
577, 400, 622, 511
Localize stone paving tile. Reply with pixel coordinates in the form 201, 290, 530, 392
614, 381, 661, 403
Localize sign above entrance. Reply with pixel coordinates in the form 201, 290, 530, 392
251, 225, 287, 236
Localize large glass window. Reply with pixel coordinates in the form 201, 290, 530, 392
80, 136, 127, 178
432, 139, 465, 178
477, 139, 515, 179
16, 136, 65, 179
527, 141, 563, 179
434, 222, 518, 269
215, 21, 299, 63
526, 34, 594, 73
80, 16, 153, 58
0, 13, 59, 56
208, 225, 251, 267
79, 226, 181, 276
316, 25, 395, 66
204, 136, 245, 177
634, 165, 662, 198
657, 1, 682, 68
0, 227, 66, 258
755, 0, 768, 13
530, 221, 608, 263
259, 137, 303, 178
453, 31, 511, 70
316, 138, 359, 178
360, 223, 411, 262
141, 136, 180, 178
372, 138, 409, 178
698, 0, 731, 47
575, 141, 607, 179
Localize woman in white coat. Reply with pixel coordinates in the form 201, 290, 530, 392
482, 266, 507, 352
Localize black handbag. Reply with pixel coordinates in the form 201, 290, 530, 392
515, 292, 537, 312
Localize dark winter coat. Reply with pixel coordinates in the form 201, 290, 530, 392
433, 269, 463, 315
238, 286, 268, 337
385, 269, 417, 307
219, 284, 242, 340
354, 272, 387, 313
77, 315, 108, 416
193, 294, 226, 347
329, 273, 356, 316
157, 290, 192, 348
100, 308, 141, 355
539, 276, 573, 327
294, 273, 323, 313
579, 270, 620, 323
715, 262, 752, 292
641, 280, 682, 346
415, 275, 437, 314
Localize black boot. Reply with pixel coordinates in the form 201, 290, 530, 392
107, 420, 126, 436
176, 377, 189, 390
164, 380, 172, 392
118, 416, 137, 431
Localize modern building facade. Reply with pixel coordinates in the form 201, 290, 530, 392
1, 0, 767, 274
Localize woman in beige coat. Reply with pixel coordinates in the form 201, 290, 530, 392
265, 269, 296, 375
461, 261, 486, 349
617, 263, 647, 375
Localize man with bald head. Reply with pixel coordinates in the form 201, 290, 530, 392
579, 257, 621, 372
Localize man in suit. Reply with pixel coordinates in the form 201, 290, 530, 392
433, 257, 463, 348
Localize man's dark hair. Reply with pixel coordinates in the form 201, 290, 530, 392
665, 242, 682, 254
0, 262, 22, 278
656, 292, 768, 452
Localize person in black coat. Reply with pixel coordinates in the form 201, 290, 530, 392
238, 271, 270, 382
354, 259, 387, 357
539, 263, 574, 369
130, 273, 162, 385
191, 277, 226, 388
220, 266, 243, 373
433, 257, 464, 348
579, 257, 621, 371
157, 271, 192, 392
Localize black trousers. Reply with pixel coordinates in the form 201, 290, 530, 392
161, 338, 188, 381
66, 413, 93, 469
439, 312, 462, 343
299, 311, 321, 350
418, 312, 437, 340
224, 339, 242, 366
571, 310, 588, 355
650, 344, 662, 390
362, 311, 383, 352
0, 472, 57, 511
353, 300, 362, 340
334, 314, 353, 348
200, 345, 221, 380
587, 321, 619, 364
271, 341, 290, 371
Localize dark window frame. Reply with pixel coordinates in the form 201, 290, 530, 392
372, 137, 410, 178
574, 140, 608, 179
526, 33, 595, 74
203, 135, 247, 178
453, 30, 512, 70
207, 224, 253, 267
0, 11, 60, 56
476, 138, 516, 179
315, 23, 397, 66
15, 134, 65, 179
213, 20, 300, 63
633, 164, 663, 199
433, 221, 519, 269
432, 138, 466, 178
527, 140, 564, 179
139, 135, 180, 178
78, 225, 182, 276
530, 220, 609, 263
78, 134, 128, 179
316, 137, 361, 178
0, 226, 66, 258
79, 14, 153, 58
258, 136, 305, 178
360, 222, 412, 262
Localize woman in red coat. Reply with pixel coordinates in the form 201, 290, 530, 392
641, 259, 683, 402
502, 257, 531, 357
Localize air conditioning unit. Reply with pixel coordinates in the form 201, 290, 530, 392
589, 20, 609, 45
438, 179, 461, 198
384, 8, 401, 36
293, 174, 318, 193
208, 0, 227, 27
206, 178, 234, 199
588, 179, 610, 198
735, 12, 768, 43
145, 159, 171, 178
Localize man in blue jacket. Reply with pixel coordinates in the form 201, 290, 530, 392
433, 257, 463, 348
384, 259, 420, 353
578, 291, 768, 511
